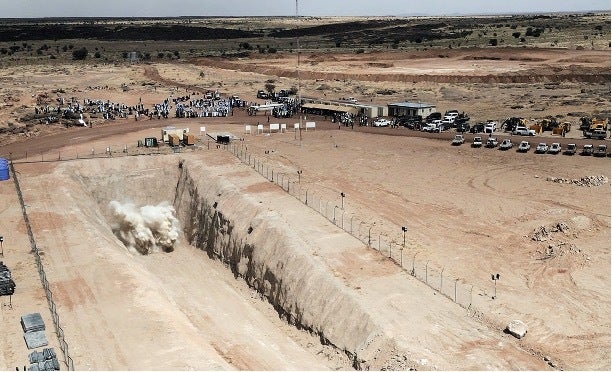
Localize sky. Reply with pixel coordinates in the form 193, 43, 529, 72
0, 0, 609, 18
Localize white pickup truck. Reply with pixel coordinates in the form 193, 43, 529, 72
513, 126, 536, 136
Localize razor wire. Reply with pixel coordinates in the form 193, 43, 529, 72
10, 161, 75, 371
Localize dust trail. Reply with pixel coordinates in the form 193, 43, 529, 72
109, 201, 180, 255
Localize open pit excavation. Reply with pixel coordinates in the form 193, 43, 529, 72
0, 151, 559, 370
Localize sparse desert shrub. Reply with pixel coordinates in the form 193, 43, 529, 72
489, 38, 498, 46
94, 51, 101, 58
264, 83, 276, 94
512, 32, 521, 38
72, 47, 88, 60
355, 48, 365, 54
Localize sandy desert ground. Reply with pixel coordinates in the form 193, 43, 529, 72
0, 44, 610, 371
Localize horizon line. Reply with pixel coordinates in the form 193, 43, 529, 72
0, 9, 609, 20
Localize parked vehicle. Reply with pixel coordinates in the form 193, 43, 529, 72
548, 143, 561, 154
484, 121, 498, 134
513, 126, 536, 136
535, 143, 549, 153
580, 144, 594, 156
340, 96, 358, 103
499, 139, 513, 150
399, 115, 422, 129
485, 137, 499, 148
451, 134, 465, 146
422, 123, 440, 132
257, 90, 269, 99
442, 116, 455, 130
454, 113, 470, 125
456, 122, 470, 133
583, 129, 607, 139
472, 136, 483, 148
425, 112, 442, 123
373, 118, 391, 127
469, 123, 485, 133
563, 143, 577, 155
517, 141, 531, 152
425, 120, 443, 132
594, 144, 607, 157
443, 111, 459, 126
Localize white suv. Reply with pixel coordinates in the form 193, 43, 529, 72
513, 126, 536, 136
484, 121, 497, 133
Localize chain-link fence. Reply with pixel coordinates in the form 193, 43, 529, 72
227, 142, 476, 309
10, 161, 75, 371
9, 142, 178, 164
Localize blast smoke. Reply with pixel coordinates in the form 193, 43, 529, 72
108, 200, 180, 255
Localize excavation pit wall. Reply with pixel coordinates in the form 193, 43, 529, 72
71, 153, 388, 369
53, 152, 551, 370
174, 157, 392, 369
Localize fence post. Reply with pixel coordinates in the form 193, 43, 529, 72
440, 267, 445, 293
455, 279, 459, 302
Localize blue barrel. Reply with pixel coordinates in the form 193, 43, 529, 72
0, 158, 9, 181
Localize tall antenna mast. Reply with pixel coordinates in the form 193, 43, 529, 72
296, 0, 302, 146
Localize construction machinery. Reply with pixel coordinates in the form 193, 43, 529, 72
540, 117, 559, 131
590, 118, 609, 131
580, 117, 609, 131
552, 122, 571, 135
502, 117, 526, 132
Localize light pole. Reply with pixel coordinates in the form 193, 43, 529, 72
368, 225, 373, 247
491, 273, 500, 299
340, 192, 345, 209
0, 236, 3, 257
297, 170, 302, 183
333, 205, 338, 224
401, 226, 407, 247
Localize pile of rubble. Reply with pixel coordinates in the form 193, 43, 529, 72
541, 241, 581, 259
546, 175, 609, 187
531, 222, 570, 241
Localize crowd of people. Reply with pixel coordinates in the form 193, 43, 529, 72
29, 88, 304, 126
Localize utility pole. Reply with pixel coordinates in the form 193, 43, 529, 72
296, 0, 302, 147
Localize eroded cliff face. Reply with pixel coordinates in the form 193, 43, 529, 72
173, 159, 394, 369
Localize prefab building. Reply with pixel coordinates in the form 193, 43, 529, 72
168, 134, 181, 147
183, 133, 196, 146
161, 127, 189, 142
388, 102, 436, 117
